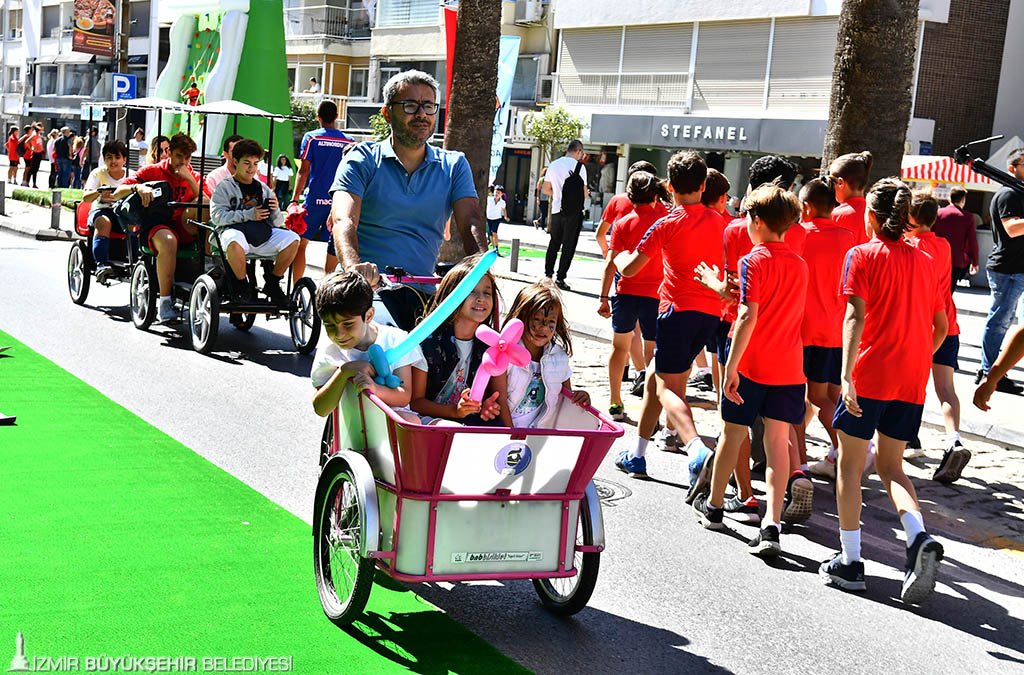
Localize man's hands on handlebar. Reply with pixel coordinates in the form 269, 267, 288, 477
352, 261, 381, 289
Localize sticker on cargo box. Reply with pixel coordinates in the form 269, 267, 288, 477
451, 551, 543, 564
494, 442, 533, 476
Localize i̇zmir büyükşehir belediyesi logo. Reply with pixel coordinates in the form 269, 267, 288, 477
9, 631, 30, 672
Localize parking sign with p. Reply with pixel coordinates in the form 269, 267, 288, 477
111, 73, 137, 101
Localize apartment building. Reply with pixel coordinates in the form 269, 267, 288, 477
1, 0, 159, 132
284, 0, 371, 110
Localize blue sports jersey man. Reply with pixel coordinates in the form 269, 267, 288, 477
291, 100, 352, 279
329, 70, 487, 287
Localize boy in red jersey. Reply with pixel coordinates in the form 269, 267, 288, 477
613, 151, 722, 478
907, 191, 970, 483
798, 178, 856, 480
828, 152, 873, 246
598, 171, 665, 423
821, 179, 947, 604
692, 185, 808, 557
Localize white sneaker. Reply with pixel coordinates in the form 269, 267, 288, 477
809, 456, 836, 480
903, 446, 926, 460
654, 428, 680, 453
158, 301, 178, 324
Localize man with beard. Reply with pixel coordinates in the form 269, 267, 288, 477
329, 70, 486, 289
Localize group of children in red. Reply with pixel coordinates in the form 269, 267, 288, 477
603, 150, 958, 604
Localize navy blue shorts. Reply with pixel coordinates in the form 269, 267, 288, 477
932, 334, 959, 369
301, 200, 332, 242
716, 321, 733, 364
611, 294, 659, 339
721, 374, 806, 426
486, 218, 502, 235
654, 309, 720, 375
804, 346, 842, 385
87, 207, 120, 230
833, 396, 923, 442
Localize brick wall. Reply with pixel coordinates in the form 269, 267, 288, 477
914, 0, 1009, 156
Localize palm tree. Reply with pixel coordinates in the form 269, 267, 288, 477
438, 0, 501, 262
821, 0, 920, 180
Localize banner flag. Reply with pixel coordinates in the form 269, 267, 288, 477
489, 36, 521, 185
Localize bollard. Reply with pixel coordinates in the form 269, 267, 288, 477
510, 238, 521, 273
51, 190, 61, 230
0, 181, 5, 217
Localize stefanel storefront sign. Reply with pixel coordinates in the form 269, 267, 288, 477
72, 0, 116, 59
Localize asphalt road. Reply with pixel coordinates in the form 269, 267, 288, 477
2, 230, 1023, 675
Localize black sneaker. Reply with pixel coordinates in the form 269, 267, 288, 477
235, 280, 254, 303
901, 532, 943, 605
782, 472, 814, 524
688, 371, 713, 392
995, 376, 1023, 395
723, 495, 761, 524
747, 525, 781, 557
819, 553, 867, 592
555, 279, 571, 291
933, 441, 971, 483
692, 493, 725, 530
630, 370, 646, 397
263, 274, 288, 304
975, 369, 985, 385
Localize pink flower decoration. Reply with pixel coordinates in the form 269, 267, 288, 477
468, 319, 532, 402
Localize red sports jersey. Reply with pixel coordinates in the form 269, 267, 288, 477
737, 242, 808, 385
636, 203, 724, 315
609, 203, 665, 298
801, 217, 856, 348
833, 196, 868, 246
783, 221, 806, 257
601, 193, 632, 225
910, 231, 960, 336
722, 217, 804, 323
841, 238, 945, 404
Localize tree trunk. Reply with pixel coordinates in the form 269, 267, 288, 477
438, 0, 501, 263
821, 0, 920, 181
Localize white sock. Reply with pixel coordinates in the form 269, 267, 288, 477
697, 367, 711, 377
946, 431, 961, 445
840, 528, 861, 564
159, 295, 172, 307
900, 511, 925, 547
763, 519, 780, 532
683, 436, 710, 456
631, 437, 650, 459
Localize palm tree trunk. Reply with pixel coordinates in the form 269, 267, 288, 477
822, 0, 920, 181
438, 0, 501, 263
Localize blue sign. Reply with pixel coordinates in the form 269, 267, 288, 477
919, 141, 933, 156
111, 73, 137, 101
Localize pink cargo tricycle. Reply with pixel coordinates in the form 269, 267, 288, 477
312, 382, 623, 626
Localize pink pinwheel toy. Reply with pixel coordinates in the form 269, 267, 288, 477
468, 319, 531, 402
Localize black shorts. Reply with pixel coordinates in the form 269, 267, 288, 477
486, 218, 503, 235
716, 321, 733, 364
654, 308, 719, 374
804, 346, 842, 385
720, 374, 806, 426
611, 294, 659, 339
833, 396, 923, 443
932, 334, 959, 369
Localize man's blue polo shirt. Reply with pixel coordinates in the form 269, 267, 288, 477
330, 139, 477, 276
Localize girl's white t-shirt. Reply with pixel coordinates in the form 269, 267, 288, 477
273, 165, 293, 183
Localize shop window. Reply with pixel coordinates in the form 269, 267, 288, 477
62, 64, 97, 96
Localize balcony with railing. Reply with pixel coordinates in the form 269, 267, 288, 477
284, 5, 371, 42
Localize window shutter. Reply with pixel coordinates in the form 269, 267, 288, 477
557, 28, 623, 105
767, 17, 839, 113
692, 19, 771, 111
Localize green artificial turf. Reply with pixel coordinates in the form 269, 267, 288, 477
498, 242, 593, 263
0, 331, 527, 674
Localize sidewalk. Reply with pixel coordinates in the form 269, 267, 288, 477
3, 198, 1023, 450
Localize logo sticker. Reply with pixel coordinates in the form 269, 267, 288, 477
494, 442, 533, 476
451, 551, 543, 564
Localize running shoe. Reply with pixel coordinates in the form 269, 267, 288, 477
94, 264, 114, 284
608, 403, 626, 422
819, 553, 867, 592
654, 427, 679, 453
932, 441, 972, 483
723, 495, 761, 524
901, 532, 944, 605
630, 370, 646, 397
157, 300, 178, 325
692, 493, 725, 530
687, 371, 713, 392
782, 472, 814, 524
809, 456, 837, 480
747, 525, 781, 557
904, 435, 925, 460
684, 446, 714, 504
613, 450, 648, 479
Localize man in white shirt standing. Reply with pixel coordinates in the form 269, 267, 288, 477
543, 139, 589, 291
485, 184, 510, 255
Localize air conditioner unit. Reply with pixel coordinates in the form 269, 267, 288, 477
536, 75, 553, 103
515, 0, 545, 24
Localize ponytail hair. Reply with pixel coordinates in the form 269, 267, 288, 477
829, 151, 874, 191
866, 177, 912, 241
626, 171, 662, 205
798, 176, 838, 217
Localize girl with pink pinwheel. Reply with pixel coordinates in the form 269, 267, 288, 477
411, 255, 512, 426
505, 280, 591, 428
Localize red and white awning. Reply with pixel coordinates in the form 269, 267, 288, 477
901, 155, 992, 187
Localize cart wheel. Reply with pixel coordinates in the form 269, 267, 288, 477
532, 491, 600, 615
314, 462, 375, 626
189, 274, 221, 354
290, 277, 321, 355
129, 261, 156, 329
319, 414, 334, 470
233, 313, 256, 331
67, 242, 91, 305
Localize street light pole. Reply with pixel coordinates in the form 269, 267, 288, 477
114, 0, 132, 139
